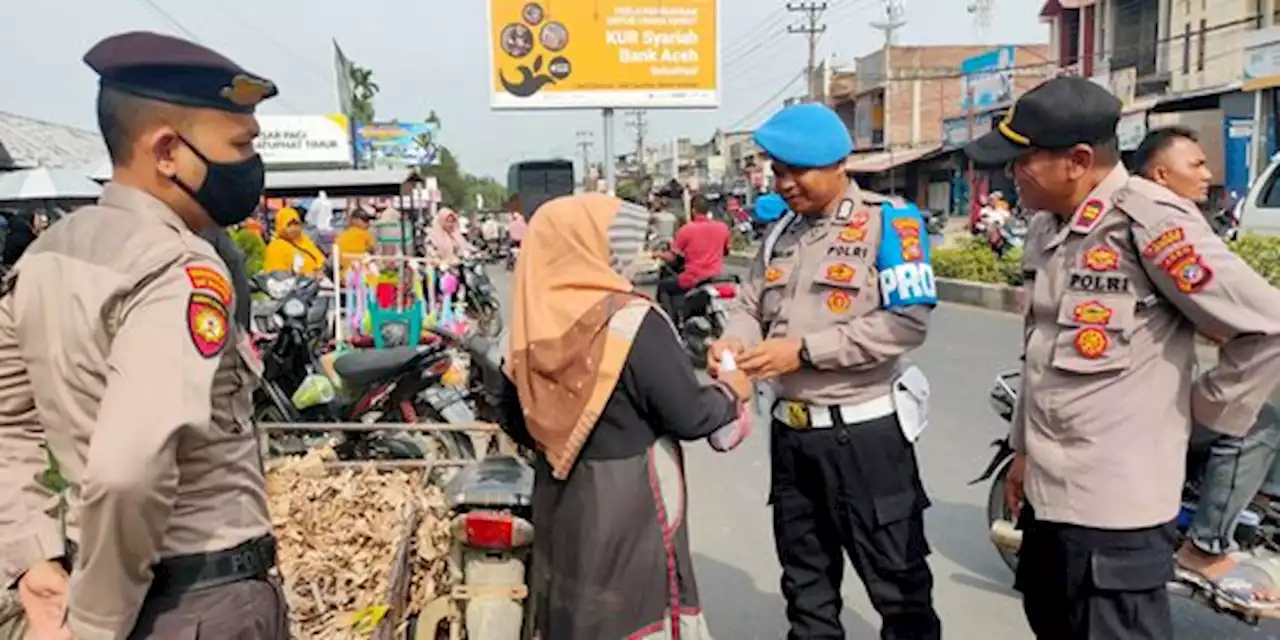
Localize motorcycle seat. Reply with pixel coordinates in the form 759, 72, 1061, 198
695, 274, 741, 287
443, 455, 535, 508
333, 345, 436, 386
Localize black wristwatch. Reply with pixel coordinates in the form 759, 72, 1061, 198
798, 339, 813, 368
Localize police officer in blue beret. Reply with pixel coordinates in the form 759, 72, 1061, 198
0, 31, 287, 640
711, 102, 941, 638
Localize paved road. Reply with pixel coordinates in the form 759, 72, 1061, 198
486, 265, 1280, 639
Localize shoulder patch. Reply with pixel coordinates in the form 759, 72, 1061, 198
185, 265, 233, 307
1141, 227, 1186, 259
187, 293, 229, 358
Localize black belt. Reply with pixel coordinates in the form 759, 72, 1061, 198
65, 535, 277, 598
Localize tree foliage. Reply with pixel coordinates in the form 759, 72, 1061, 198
348, 64, 379, 125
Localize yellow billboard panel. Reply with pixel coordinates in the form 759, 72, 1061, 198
487, 0, 719, 110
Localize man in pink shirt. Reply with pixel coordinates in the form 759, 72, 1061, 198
658, 195, 731, 321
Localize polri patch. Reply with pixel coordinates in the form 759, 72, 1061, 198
187, 293, 229, 358
1168, 255, 1214, 294
1082, 246, 1120, 272
185, 265, 233, 307
839, 226, 867, 243
827, 244, 869, 259
825, 263, 856, 283
1142, 227, 1186, 259
1072, 300, 1114, 325
1068, 271, 1130, 293
825, 290, 852, 313
1073, 326, 1110, 359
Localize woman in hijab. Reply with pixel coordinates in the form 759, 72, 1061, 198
262, 207, 325, 275
427, 207, 474, 264
500, 193, 752, 640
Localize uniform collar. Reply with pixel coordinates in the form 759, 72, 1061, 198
99, 182, 191, 234
1043, 164, 1130, 251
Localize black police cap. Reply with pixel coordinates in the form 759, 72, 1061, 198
964, 76, 1121, 168
84, 31, 278, 114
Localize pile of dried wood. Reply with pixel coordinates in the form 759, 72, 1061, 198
266, 448, 455, 638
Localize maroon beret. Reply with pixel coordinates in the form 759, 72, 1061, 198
84, 31, 278, 114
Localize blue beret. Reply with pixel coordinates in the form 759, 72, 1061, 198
753, 193, 788, 222
753, 103, 852, 168
84, 31, 278, 114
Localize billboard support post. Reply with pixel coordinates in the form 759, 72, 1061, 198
603, 108, 617, 195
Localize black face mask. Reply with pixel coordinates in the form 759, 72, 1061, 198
169, 135, 265, 227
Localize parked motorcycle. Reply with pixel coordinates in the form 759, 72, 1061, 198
504, 243, 519, 272
656, 248, 740, 368
972, 370, 1280, 623
250, 272, 475, 463
456, 258, 504, 338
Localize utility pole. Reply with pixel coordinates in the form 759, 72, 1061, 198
787, 2, 828, 102
870, 0, 906, 193
626, 109, 649, 180
575, 130, 594, 190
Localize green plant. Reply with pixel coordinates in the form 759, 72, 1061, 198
931, 237, 1005, 285
1229, 233, 1280, 288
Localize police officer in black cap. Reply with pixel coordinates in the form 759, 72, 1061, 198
966, 77, 1280, 638
0, 31, 288, 639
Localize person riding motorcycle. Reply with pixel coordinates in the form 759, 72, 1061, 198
655, 194, 730, 323
1134, 126, 1280, 608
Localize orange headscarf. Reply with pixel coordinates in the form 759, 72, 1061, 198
506, 193, 654, 479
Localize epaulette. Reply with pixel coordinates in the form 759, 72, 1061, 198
1112, 178, 1191, 230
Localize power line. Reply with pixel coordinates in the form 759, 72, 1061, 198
729, 71, 807, 131
787, 2, 829, 101
134, 0, 202, 42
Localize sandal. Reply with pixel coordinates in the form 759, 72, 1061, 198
1174, 561, 1280, 621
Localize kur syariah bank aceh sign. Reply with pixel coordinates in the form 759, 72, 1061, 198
254, 114, 353, 168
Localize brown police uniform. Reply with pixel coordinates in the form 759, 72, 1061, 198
726, 182, 941, 639
0, 32, 287, 640
967, 77, 1280, 639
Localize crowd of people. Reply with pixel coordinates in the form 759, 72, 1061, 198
5, 28, 1280, 640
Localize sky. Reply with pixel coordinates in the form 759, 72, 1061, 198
0, 0, 1047, 180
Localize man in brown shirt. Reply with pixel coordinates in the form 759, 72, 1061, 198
965, 77, 1280, 638
712, 102, 940, 639
0, 32, 288, 639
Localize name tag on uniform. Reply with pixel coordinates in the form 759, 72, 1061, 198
827, 244, 869, 259
1068, 271, 1130, 293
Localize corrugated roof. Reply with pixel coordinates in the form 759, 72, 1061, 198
0, 112, 105, 171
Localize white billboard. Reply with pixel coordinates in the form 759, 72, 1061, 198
254, 115, 353, 168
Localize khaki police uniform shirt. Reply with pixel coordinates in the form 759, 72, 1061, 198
725, 182, 931, 405
1015, 165, 1280, 529
0, 184, 271, 639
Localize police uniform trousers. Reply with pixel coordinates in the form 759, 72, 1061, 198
1016, 503, 1177, 640
127, 576, 290, 639
770, 410, 941, 640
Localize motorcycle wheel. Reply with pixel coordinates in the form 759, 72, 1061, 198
986, 460, 1020, 573
473, 302, 505, 338
411, 404, 478, 486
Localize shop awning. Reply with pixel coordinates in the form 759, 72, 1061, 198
844, 145, 943, 174
1040, 0, 1096, 17
263, 169, 421, 198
